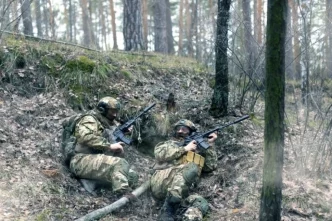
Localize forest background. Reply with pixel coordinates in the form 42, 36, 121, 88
1, 0, 332, 220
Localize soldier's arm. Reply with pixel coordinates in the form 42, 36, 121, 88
201, 143, 218, 172
154, 141, 187, 163
75, 116, 111, 151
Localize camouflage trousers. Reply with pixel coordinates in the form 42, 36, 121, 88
150, 163, 208, 221
150, 163, 196, 200
70, 153, 131, 193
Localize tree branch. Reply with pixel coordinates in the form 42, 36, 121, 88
75, 180, 150, 221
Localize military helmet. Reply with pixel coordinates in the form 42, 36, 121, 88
97, 97, 121, 115
174, 119, 197, 132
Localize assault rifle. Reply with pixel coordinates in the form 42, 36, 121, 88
112, 103, 156, 145
183, 115, 249, 149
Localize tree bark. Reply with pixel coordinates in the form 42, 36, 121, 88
210, 0, 231, 117
166, 0, 175, 54
109, 0, 118, 50
153, 0, 168, 53
259, 0, 286, 220
35, 0, 42, 37
178, 0, 184, 55
21, 0, 33, 36
123, 0, 144, 51
326, 0, 332, 77
185, 0, 193, 56
256, 0, 263, 45
142, 0, 148, 50
291, 0, 301, 81
47, 0, 55, 38
285, 0, 295, 80
80, 0, 91, 46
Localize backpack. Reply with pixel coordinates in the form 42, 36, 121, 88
61, 114, 86, 166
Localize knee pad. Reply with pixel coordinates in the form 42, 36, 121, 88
182, 162, 199, 185
128, 168, 139, 188
184, 194, 209, 216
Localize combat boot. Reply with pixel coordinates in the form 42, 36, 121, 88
79, 179, 97, 196
158, 196, 180, 221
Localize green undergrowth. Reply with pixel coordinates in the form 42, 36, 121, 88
0, 36, 208, 109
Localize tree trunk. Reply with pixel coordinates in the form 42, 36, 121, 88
80, 0, 91, 46
42, 0, 49, 37
259, 0, 286, 220
185, 0, 193, 56
166, 0, 175, 54
291, 0, 301, 81
99, 2, 107, 49
256, 0, 263, 45
242, 0, 255, 76
178, 0, 184, 55
142, 0, 148, 50
285, 0, 295, 80
47, 0, 55, 38
35, 0, 42, 37
153, 0, 168, 53
123, 0, 144, 51
326, 0, 332, 77
209, 0, 216, 39
209, 0, 231, 117
109, 0, 118, 50
21, 0, 33, 36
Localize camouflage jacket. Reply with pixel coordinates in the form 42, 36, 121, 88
154, 138, 218, 172
74, 110, 118, 154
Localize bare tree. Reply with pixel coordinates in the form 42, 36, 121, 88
153, 0, 168, 53
210, 0, 231, 117
165, 0, 174, 54
21, 0, 33, 35
259, 0, 287, 220
178, 0, 184, 55
109, 0, 118, 49
123, 0, 144, 51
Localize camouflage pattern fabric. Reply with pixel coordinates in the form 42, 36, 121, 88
70, 153, 130, 193
69, 110, 134, 193
184, 194, 209, 216
174, 119, 197, 132
150, 138, 217, 200
151, 136, 217, 220
150, 164, 189, 200
182, 207, 203, 221
74, 111, 114, 154
98, 97, 121, 110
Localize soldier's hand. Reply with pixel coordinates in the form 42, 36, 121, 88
109, 142, 124, 154
208, 132, 217, 143
184, 140, 197, 152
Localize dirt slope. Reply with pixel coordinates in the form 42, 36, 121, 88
1, 39, 332, 221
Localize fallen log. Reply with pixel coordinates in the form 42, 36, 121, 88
75, 180, 150, 221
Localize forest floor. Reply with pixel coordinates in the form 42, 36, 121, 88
1, 85, 332, 221
1, 39, 332, 221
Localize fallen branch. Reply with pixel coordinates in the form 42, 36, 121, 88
75, 180, 150, 221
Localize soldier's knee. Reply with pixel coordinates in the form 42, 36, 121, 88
182, 207, 203, 221
184, 194, 209, 216
182, 162, 199, 185
128, 168, 139, 187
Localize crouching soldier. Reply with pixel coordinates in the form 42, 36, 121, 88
150, 119, 218, 221
62, 97, 138, 195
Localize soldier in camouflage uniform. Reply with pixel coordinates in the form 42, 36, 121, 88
69, 97, 137, 195
150, 119, 218, 221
